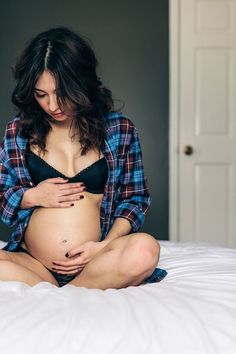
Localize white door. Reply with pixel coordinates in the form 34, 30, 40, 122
170, 0, 236, 247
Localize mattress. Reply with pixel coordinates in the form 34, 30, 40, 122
0, 240, 236, 354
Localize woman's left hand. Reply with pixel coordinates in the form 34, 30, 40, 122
52, 240, 107, 275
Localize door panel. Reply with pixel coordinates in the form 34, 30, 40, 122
195, 163, 231, 245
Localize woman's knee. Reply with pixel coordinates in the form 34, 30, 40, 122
120, 233, 160, 276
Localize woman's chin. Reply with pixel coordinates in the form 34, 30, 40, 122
47, 114, 73, 126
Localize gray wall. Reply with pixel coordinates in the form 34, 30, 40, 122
0, 0, 169, 242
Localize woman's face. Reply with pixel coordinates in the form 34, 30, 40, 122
34, 70, 73, 122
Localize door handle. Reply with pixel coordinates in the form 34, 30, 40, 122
183, 145, 194, 155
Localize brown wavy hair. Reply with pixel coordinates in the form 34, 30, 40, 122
11, 26, 122, 155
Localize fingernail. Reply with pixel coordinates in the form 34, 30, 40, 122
82, 187, 86, 191
71, 203, 74, 206
80, 195, 84, 199
65, 252, 69, 257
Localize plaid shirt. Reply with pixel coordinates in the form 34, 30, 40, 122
0, 112, 151, 251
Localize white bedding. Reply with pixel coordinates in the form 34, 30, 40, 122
0, 240, 236, 354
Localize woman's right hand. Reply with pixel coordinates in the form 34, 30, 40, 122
32, 177, 85, 208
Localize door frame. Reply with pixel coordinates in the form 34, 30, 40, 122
169, 0, 180, 242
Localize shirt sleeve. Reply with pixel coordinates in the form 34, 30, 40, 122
113, 126, 151, 232
0, 147, 31, 228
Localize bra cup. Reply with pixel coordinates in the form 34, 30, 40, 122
25, 151, 108, 194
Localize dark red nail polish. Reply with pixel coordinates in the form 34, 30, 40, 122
65, 252, 69, 257
71, 203, 74, 206
80, 195, 84, 199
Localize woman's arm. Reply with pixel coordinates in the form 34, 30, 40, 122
0, 160, 85, 227
103, 217, 132, 245
98, 122, 151, 248
0, 158, 33, 227
111, 123, 151, 236
20, 187, 38, 209
0, 120, 34, 227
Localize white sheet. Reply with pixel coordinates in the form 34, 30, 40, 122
0, 240, 236, 354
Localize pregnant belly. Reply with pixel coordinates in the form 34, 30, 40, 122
23, 192, 103, 270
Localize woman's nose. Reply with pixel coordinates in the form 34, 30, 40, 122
48, 95, 59, 112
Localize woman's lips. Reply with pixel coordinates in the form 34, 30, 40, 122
52, 112, 63, 118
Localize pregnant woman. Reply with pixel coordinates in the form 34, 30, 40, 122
0, 27, 167, 288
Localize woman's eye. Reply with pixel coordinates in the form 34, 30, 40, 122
35, 94, 46, 98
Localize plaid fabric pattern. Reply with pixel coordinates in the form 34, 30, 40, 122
0, 112, 151, 251
143, 268, 168, 283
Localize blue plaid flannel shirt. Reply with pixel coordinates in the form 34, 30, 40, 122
0, 111, 152, 251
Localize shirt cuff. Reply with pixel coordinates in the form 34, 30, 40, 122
113, 203, 145, 233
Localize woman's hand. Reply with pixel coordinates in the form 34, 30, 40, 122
32, 177, 85, 208
52, 241, 107, 275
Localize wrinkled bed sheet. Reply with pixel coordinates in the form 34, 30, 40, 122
0, 240, 236, 354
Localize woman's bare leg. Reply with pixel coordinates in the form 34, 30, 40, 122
0, 250, 59, 286
0, 260, 44, 286
69, 233, 160, 289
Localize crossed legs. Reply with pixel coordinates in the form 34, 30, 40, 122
0, 233, 160, 289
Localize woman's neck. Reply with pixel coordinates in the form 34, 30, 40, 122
48, 118, 79, 142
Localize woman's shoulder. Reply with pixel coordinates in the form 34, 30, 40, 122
0, 117, 21, 151
104, 111, 136, 133
3, 116, 21, 138
0, 116, 21, 160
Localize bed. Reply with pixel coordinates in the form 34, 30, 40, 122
0, 239, 235, 354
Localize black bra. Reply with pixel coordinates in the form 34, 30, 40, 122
25, 150, 108, 194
